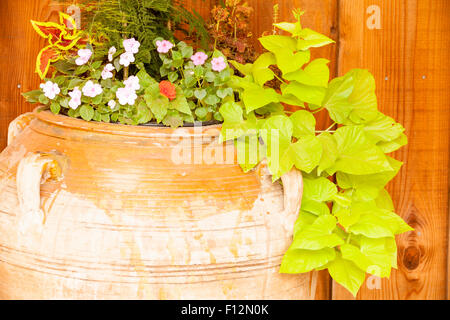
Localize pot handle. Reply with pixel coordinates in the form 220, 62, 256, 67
8, 112, 35, 146
257, 161, 304, 233
16, 153, 62, 233
280, 168, 304, 233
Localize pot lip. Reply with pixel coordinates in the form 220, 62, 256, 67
33, 106, 224, 138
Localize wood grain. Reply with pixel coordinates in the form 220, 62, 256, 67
333, 0, 450, 300
0, 0, 60, 150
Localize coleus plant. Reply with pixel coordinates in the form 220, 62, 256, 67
31, 12, 87, 79
219, 10, 411, 296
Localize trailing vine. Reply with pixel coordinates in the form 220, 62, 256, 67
219, 10, 411, 296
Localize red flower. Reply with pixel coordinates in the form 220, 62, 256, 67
159, 81, 177, 101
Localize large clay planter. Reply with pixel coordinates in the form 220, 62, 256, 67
0, 108, 315, 300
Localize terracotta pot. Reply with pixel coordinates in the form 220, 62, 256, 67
0, 108, 314, 300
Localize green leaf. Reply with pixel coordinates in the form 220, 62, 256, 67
39, 94, 49, 105
144, 90, 168, 123
297, 28, 335, 51
377, 133, 408, 153
259, 35, 298, 53
334, 197, 381, 229
168, 71, 179, 83
22, 90, 42, 103
317, 132, 338, 175
162, 110, 184, 128
137, 69, 156, 89
220, 101, 243, 123
284, 59, 330, 88
194, 89, 207, 100
274, 22, 302, 36
79, 104, 94, 121
327, 254, 366, 297
91, 61, 102, 69
360, 236, 398, 277
137, 102, 152, 124
331, 126, 393, 175
290, 135, 323, 173
229, 60, 253, 76
294, 210, 318, 234
282, 82, 326, 106
67, 78, 84, 90
205, 71, 217, 83
91, 94, 103, 105
340, 243, 373, 272
252, 52, 276, 86
290, 110, 316, 138
204, 94, 220, 106
195, 107, 208, 119
171, 90, 192, 115
181, 46, 194, 59
243, 86, 280, 113
280, 248, 336, 274
375, 189, 395, 211
216, 88, 233, 99
362, 112, 405, 143
348, 211, 394, 238
303, 177, 337, 202
291, 214, 343, 250
274, 49, 311, 75
336, 156, 403, 201
301, 200, 331, 217
236, 134, 263, 173
260, 115, 294, 179
50, 102, 60, 114
74, 64, 90, 75
323, 69, 378, 124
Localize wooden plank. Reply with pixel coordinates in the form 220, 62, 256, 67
0, 0, 59, 150
333, 0, 450, 300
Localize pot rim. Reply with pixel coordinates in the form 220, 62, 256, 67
33, 106, 224, 138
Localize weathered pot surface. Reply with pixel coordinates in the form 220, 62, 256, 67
0, 108, 313, 300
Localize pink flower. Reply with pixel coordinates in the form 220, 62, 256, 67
101, 63, 115, 80
123, 38, 140, 54
82, 80, 103, 98
191, 52, 208, 66
75, 48, 92, 66
211, 56, 227, 72
116, 87, 137, 106
108, 46, 116, 62
68, 87, 82, 109
119, 52, 135, 67
124, 75, 140, 91
156, 40, 174, 54
108, 100, 116, 110
40, 81, 60, 100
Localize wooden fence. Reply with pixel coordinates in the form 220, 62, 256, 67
0, 0, 448, 300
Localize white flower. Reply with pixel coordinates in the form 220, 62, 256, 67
116, 87, 137, 106
101, 63, 115, 80
40, 81, 60, 100
75, 48, 92, 66
108, 46, 117, 62
123, 75, 140, 91
82, 80, 103, 98
119, 52, 135, 67
108, 100, 117, 110
68, 87, 82, 109
123, 38, 140, 54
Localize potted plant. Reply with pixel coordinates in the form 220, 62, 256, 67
0, 7, 410, 299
